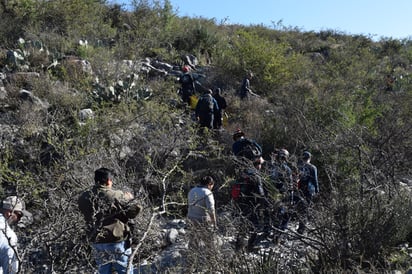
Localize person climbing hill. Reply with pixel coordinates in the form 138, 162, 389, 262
179, 65, 196, 105
212, 88, 227, 130
239, 72, 259, 99
195, 89, 219, 129
296, 151, 319, 234
232, 129, 263, 164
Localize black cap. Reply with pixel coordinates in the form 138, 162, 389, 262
302, 151, 312, 159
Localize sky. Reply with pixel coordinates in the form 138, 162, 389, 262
113, 0, 411, 40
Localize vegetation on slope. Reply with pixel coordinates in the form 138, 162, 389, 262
0, 0, 411, 272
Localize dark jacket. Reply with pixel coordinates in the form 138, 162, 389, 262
195, 93, 219, 128
234, 168, 266, 226
213, 94, 227, 112
179, 72, 196, 93
269, 160, 293, 193
78, 185, 141, 243
239, 77, 251, 99
232, 138, 262, 160
195, 93, 219, 115
299, 162, 319, 195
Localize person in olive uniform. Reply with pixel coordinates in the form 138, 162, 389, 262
78, 167, 142, 274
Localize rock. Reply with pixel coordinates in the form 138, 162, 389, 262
19, 89, 32, 100
19, 89, 50, 109
79, 108, 94, 121
151, 60, 173, 71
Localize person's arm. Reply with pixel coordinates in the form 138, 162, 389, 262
222, 98, 227, 110
257, 178, 266, 197
123, 191, 134, 201
244, 79, 250, 91
120, 191, 142, 219
191, 75, 196, 92
110, 190, 142, 220
208, 203, 217, 227
213, 99, 219, 113
313, 166, 319, 193
195, 98, 201, 118
245, 79, 261, 97
210, 211, 217, 227
0, 228, 19, 274
249, 90, 260, 97
205, 190, 217, 227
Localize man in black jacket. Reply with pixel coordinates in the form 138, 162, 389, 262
233, 158, 267, 251
212, 88, 227, 129
179, 65, 196, 105
195, 89, 219, 129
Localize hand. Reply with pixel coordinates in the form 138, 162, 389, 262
123, 191, 134, 201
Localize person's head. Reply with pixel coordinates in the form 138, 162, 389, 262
247, 72, 254, 79
205, 89, 213, 95
278, 148, 290, 161
182, 65, 191, 73
213, 88, 222, 96
232, 128, 245, 141
302, 151, 312, 161
94, 167, 113, 187
200, 176, 215, 190
2, 196, 29, 225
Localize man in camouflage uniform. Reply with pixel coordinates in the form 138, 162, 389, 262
78, 167, 141, 274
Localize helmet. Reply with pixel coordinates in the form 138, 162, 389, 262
182, 65, 191, 72
278, 148, 289, 159
232, 129, 245, 140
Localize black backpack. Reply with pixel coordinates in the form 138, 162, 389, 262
197, 94, 214, 113
180, 73, 192, 84
236, 139, 262, 160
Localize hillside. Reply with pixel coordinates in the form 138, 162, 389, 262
0, 0, 412, 273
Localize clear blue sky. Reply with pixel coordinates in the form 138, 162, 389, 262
113, 0, 411, 40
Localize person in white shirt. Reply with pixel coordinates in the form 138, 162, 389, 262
0, 196, 31, 274
187, 176, 216, 227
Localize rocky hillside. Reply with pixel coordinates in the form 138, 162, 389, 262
1, 1, 412, 273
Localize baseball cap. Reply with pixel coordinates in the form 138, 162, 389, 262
232, 128, 245, 140
2, 196, 31, 217
302, 151, 312, 159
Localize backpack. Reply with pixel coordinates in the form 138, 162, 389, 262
230, 173, 252, 200
181, 73, 192, 84
197, 94, 214, 113
236, 139, 262, 160
230, 171, 256, 201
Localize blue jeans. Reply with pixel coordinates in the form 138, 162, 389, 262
92, 241, 133, 274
